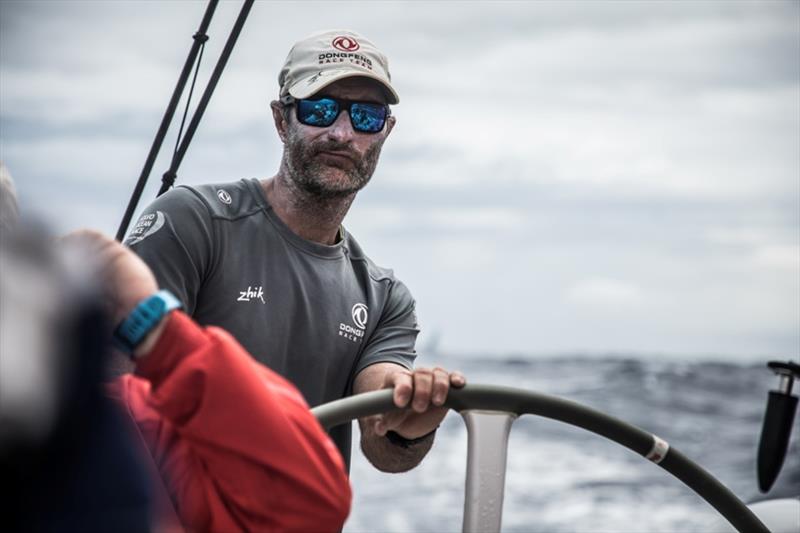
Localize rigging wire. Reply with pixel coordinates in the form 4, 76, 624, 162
115, 0, 254, 240
173, 37, 208, 159
115, 0, 218, 242
156, 0, 255, 198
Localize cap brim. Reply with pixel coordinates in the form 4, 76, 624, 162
288, 68, 399, 105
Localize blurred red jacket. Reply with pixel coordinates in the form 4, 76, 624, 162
107, 311, 351, 532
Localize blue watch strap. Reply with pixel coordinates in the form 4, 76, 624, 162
113, 290, 182, 355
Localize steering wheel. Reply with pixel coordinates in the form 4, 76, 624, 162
312, 384, 769, 533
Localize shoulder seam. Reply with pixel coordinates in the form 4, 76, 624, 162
209, 206, 265, 222
180, 183, 267, 224
179, 185, 215, 217
176, 185, 217, 280
347, 254, 394, 283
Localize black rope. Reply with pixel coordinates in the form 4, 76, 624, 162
160, 35, 208, 194
115, 0, 219, 242
174, 34, 208, 158
157, 0, 255, 198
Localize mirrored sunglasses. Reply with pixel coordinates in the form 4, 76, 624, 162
291, 96, 389, 134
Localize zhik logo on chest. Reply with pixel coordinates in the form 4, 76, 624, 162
237, 286, 266, 304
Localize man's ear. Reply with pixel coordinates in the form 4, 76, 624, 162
385, 115, 397, 137
270, 101, 289, 144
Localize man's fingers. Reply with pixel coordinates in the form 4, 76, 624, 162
371, 410, 408, 436
412, 369, 434, 412
450, 370, 466, 388
389, 370, 413, 408
390, 367, 467, 411
369, 414, 387, 436
431, 367, 451, 406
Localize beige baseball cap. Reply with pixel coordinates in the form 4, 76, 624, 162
278, 29, 399, 105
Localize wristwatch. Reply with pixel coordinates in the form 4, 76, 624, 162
386, 428, 438, 448
113, 290, 182, 356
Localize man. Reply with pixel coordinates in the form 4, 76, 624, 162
127, 29, 464, 472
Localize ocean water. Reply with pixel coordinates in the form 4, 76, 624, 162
343, 356, 800, 532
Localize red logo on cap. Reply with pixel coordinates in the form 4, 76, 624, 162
332, 36, 360, 52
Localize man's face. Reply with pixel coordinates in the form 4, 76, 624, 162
280, 77, 395, 199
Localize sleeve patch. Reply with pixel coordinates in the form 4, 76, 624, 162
126, 211, 166, 245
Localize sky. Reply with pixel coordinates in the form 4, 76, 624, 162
1, 0, 798, 361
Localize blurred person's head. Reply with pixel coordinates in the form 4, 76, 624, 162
0, 225, 109, 455
0, 224, 151, 533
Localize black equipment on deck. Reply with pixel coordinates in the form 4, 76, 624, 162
757, 360, 800, 493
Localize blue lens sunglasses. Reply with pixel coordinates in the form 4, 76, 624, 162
282, 95, 390, 133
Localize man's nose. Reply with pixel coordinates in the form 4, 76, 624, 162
325, 109, 355, 142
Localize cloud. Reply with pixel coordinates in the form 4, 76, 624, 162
565, 278, 644, 310
753, 245, 800, 271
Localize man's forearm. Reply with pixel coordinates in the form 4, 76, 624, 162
359, 422, 434, 473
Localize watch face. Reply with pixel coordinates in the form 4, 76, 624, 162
113, 291, 181, 354
145, 296, 166, 315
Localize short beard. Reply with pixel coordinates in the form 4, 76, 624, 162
283, 124, 385, 200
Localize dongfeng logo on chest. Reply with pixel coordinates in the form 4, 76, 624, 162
351, 303, 368, 329
339, 303, 368, 343
237, 286, 266, 304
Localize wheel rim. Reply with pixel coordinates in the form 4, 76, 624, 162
311, 383, 768, 533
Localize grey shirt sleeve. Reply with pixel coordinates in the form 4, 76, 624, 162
355, 279, 420, 375
123, 187, 214, 314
